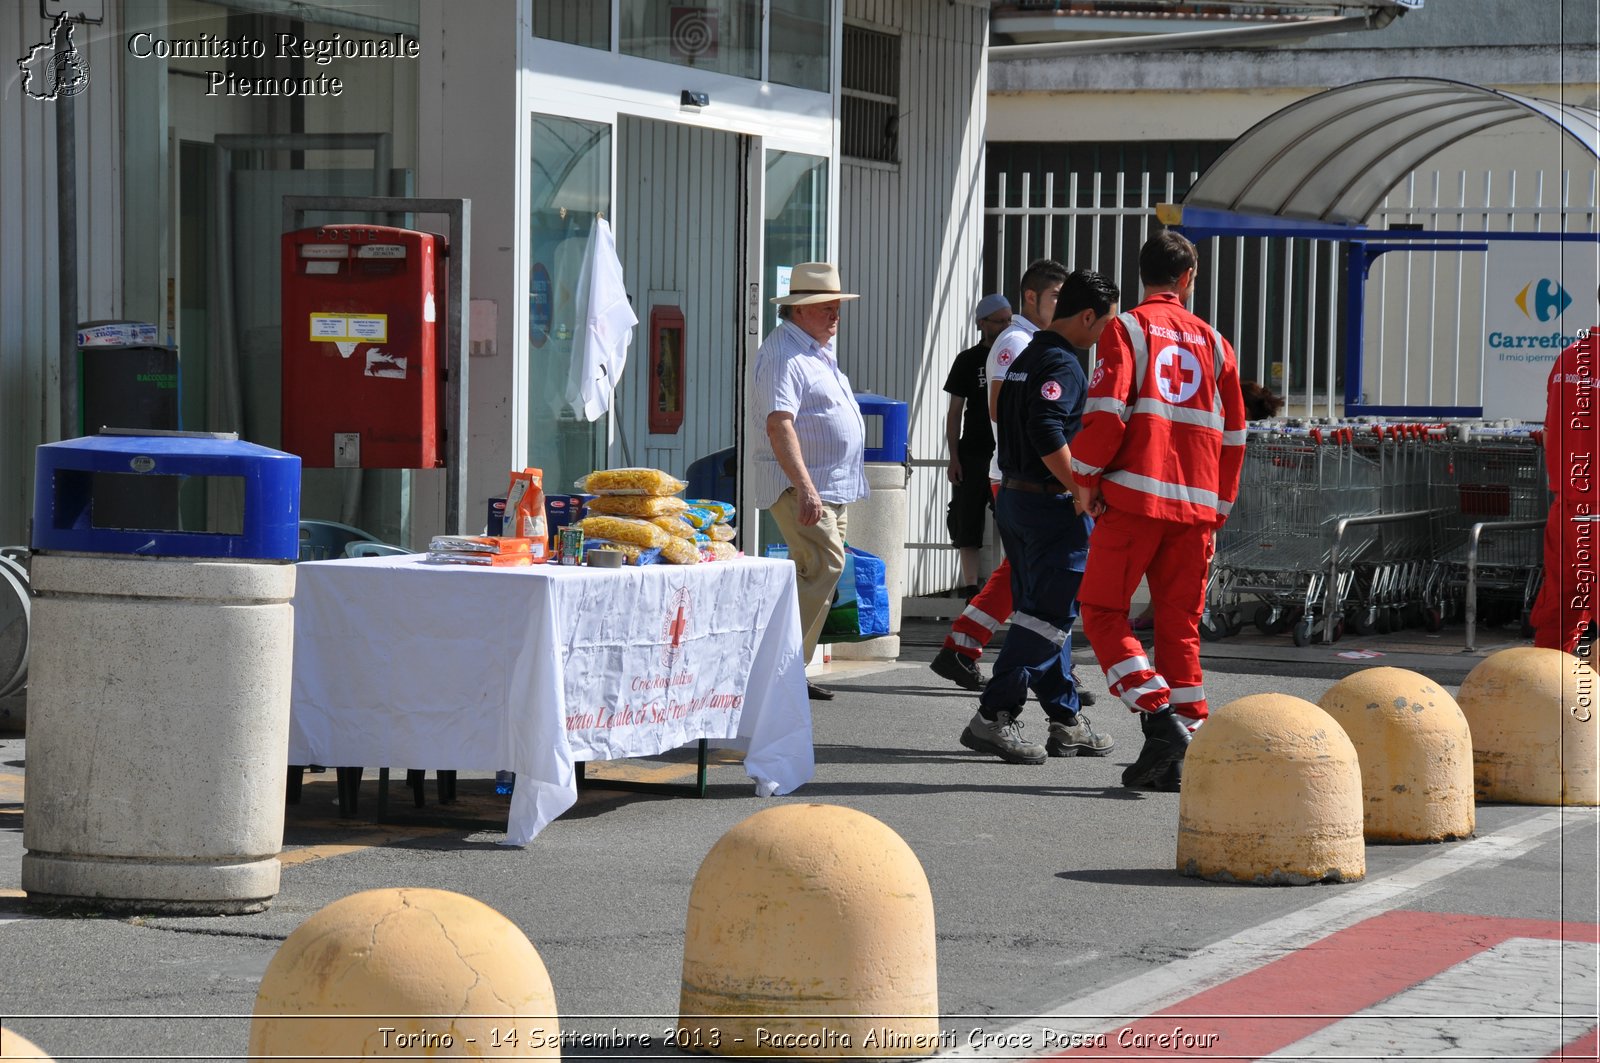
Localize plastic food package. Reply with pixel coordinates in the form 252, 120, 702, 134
707, 523, 736, 542
584, 494, 689, 518
578, 515, 673, 550
649, 515, 698, 539
574, 468, 688, 496
689, 499, 737, 524
657, 535, 700, 565
680, 505, 720, 530
428, 535, 538, 555
424, 550, 533, 567
704, 540, 738, 562
503, 468, 550, 561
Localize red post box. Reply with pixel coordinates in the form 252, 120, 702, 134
280, 224, 447, 468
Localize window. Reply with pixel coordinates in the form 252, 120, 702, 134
535, 1, 611, 50
770, 0, 830, 91
763, 150, 829, 335
620, 0, 761, 80
841, 25, 899, 164
528, 115, 614, 492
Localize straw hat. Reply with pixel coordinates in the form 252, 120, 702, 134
771, 262, 861, 305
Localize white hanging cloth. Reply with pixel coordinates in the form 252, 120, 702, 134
565, 217, 636, 442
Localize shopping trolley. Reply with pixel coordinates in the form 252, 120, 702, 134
1428, 427, 1549, 648
1205, 427, 1384, 646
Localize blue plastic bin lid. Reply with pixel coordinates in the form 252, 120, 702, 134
32, 431, 302, 560
853, 392, 906, 410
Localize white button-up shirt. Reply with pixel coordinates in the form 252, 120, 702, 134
751, 319, 870, 510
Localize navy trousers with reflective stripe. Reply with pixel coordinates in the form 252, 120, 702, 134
979, 488, 1086, 723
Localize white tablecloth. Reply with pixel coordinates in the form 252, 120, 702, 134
289, 555, 814, 845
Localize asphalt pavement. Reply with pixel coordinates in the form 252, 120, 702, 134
0, 616, 1594, 1060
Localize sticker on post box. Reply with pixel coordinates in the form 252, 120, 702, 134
308, 313, 388, 343
348, 315, 388, 341
364, 350, 407, 379
310, 314, 347, 340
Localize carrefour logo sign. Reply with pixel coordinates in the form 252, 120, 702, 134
1514, 278, 1573, 322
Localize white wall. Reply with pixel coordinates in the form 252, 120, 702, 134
0, 5, 124, 544
839, 0, 990, 597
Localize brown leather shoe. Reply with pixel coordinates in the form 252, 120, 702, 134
807, 681, 835, 701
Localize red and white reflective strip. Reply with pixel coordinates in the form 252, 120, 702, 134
1167, 685, 1208, 722
1105, 654, 1170, 712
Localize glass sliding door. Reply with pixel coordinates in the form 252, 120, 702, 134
762, 150, 828, 336
528, 114, 614, 494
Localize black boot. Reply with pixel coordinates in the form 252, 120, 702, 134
1122, 708, 1191, 789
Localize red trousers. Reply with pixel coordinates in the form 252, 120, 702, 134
1078, 508, 1211, 721
943, 482, 1013, 660
1530, 501, 1597, 654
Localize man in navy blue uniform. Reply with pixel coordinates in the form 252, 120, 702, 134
959, 269, 1121, 765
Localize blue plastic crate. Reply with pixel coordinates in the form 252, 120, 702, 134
32, 433, 301, 560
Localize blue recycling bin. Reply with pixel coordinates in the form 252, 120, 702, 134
32, 433, 301, 559
854, 393, 908, 463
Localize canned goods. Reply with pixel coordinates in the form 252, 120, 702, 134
559, 526, 585, 565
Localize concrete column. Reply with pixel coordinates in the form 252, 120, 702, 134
833, 462, 907, 661
22, 554, 295, 913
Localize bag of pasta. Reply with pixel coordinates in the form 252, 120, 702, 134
688, 499, 737, 524
706, 523, 736, 542
574, 468, 688, 496
704, 540, 738, 562
658, 535, 700, 565
585, 494, 690, 518
577, 515, 673, 550
649, 514, 698, 539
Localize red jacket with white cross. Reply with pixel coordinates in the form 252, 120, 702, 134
1070, 291, 1246, 527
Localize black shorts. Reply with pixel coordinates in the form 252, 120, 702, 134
946, 452, 994, 549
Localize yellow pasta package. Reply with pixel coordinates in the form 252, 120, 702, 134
577, 515, 673, 550
649, 515, 698, 539
584, 494, 690, 517
705, 540, 738, 561
574, 468, 688, 496
658, 535, 700, 565
707, 523, 736, 542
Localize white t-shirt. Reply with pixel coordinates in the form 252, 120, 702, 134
984, 316, 1040, 483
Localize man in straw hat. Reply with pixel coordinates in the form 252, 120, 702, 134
752, 262, 869, 701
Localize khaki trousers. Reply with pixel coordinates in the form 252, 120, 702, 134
768, 488, 849, 663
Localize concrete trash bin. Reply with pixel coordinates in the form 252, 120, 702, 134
833, 394, 908, 662
22, 433, 300, 914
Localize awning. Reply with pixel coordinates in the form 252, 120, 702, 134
1180, 77, 1600, 227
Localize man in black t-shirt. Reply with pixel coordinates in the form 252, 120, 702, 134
942, 293, 1011, 593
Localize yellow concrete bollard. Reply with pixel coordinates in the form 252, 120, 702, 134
0, 1032, 54, 1060
1318, 667, 1475, 843
1177, 694, 1365, 885
679, 804, 940, 1057
1456, 647, 1599, 805
249, 888, 559, 1060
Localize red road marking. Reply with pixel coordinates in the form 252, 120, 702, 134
1543, 1025, 1600, 1061
1048, 910, 1599, 1060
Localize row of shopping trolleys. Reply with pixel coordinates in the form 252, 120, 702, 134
1203, 420, 1548, 649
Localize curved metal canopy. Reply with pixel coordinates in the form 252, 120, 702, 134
1182, 77, 1600, 227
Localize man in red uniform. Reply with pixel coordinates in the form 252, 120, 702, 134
1530, 296, 1599, 654
1069, 231, 1246, 790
